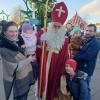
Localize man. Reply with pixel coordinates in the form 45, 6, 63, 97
37, 2, 71, 100
67, 24, 100, 100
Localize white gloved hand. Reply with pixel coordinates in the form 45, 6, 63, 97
40, 34, 48, 41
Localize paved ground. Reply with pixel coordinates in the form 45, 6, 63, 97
91, 58, 100, 100
28, 86, 35, 100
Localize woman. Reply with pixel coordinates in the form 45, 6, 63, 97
0, 21, 34, 100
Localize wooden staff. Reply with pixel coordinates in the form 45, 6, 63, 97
38, 0, 49, 100
42, 50, 54, 100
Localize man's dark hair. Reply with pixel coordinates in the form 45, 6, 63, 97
88, 24, 97, 32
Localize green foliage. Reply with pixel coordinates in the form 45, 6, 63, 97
27, 0, 57, 28
21, 0, 33, 19
21, 0, 56, 28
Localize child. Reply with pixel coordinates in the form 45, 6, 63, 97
58, 59, 77, 100
65, 59, 78, 100
65, 59, 77, 79
70, 26, 84, 57
21, 22, 38, 100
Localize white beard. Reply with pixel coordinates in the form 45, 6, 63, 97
47, 23, 66, 51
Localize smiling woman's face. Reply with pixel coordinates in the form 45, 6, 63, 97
5, 25, 19, 41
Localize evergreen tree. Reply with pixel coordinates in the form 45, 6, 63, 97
21, 0, 56, 28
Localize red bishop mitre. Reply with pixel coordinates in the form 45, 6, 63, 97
51, 2, 68, 25
66, 59, 77, 72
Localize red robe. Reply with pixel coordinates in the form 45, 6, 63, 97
37, 33, 69, 100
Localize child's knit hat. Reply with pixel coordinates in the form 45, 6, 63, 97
66, 59, 77, 72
